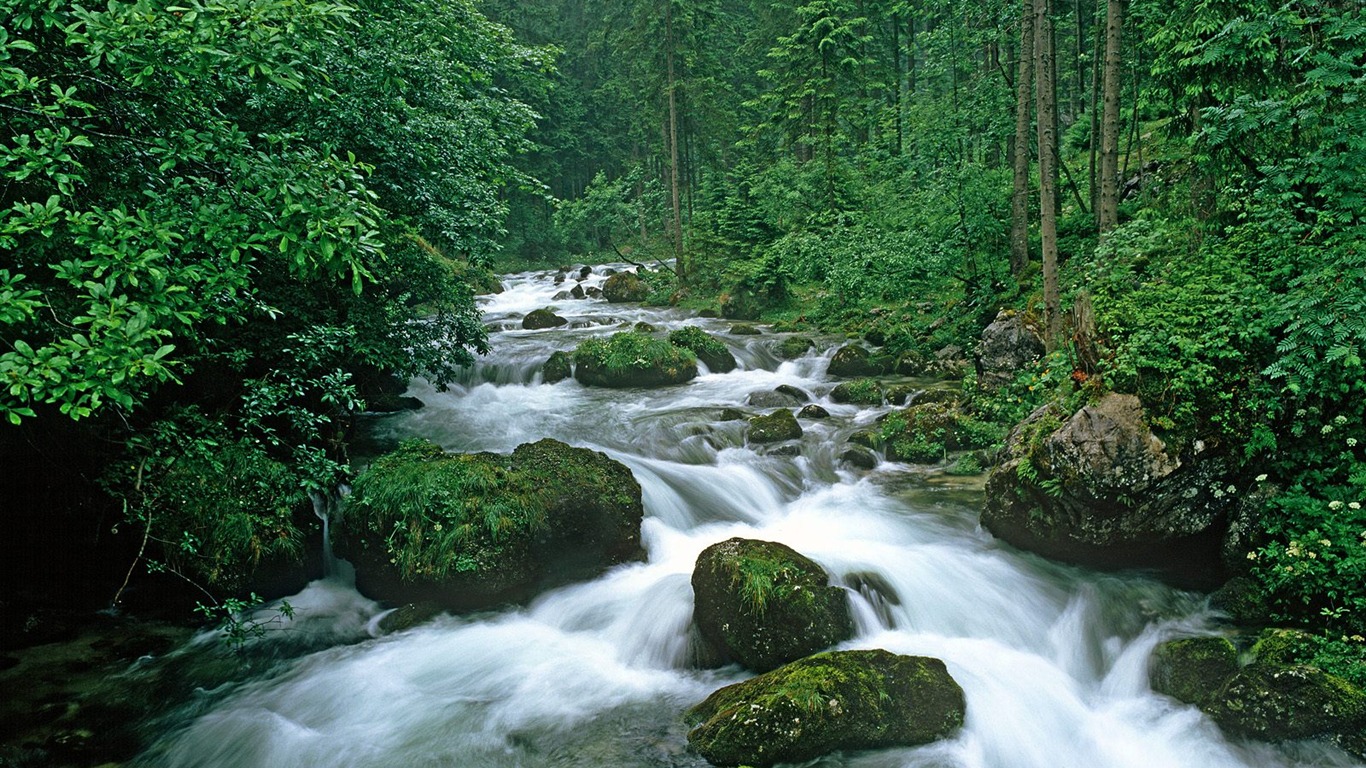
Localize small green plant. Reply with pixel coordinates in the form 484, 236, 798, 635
195, 594, 296, 653
668, 326, 728, 359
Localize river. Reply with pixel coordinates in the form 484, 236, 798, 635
134, 267, 1362, 767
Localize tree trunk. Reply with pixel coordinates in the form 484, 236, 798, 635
1009, 0, 1034, 278
665, 0, 685, 279
1034, 0, 1061, 348
1097, 0, 1122, 233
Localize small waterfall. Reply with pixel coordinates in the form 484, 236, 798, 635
309, 485, 351, 583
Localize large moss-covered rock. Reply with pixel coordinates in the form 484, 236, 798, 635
522, 308, 568, 330
669, 327, 737, 373
1150, 636, 1240, 708
746, 385, 808, 408
573, 332, 698, 388
344, 439, 644, 610
542, 351, 572, 384
602, 271, 651, 303
686, 649, 966, 767
830, 379, 883, 405
747, 410, 803, 445
982, 394, 1238, 583
1208, 664, 1366, 743
974, 310, 1044, 389
827, 344, 880, 377
1150, 632, 1366, 753
691, 538, 852, 672
775, 336, 815, 359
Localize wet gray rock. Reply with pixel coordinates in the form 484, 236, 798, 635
827, 344, 880, 377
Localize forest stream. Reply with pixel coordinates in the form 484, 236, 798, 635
123, 267, 1362, 768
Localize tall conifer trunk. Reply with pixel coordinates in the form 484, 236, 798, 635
665, 0, 685, 280
1098, 0, 1122, 233
1010, 0, 1034, 278
1034, 0, 1061, 348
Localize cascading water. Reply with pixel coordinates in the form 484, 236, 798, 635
135, 267, 1364, 768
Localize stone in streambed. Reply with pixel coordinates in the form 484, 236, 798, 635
685, 649, 966, 767
522, 308, 568, 330
747, 410, 802, 445
573, 332, 697, 388
343, 439, 644, 611
690, 537, 853, 672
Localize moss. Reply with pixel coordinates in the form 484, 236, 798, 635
522, 308, 567, 329
1150, 636, 1240, 708
879, 402, 1002, 464
830, 379, 884, 405
775, 336, 815, 359
346, 438, 644, 609
668, 326, 737, 372
573, 332, 697, 388
1251, 628, 1320, 666
691, 538, 853, 672
1210, 663, 1366, 742
828, 344, 880, 377
602, 271, 652, 302
542, 350, 572, 384
686, 650, 966, 767
747, 409, 803, 444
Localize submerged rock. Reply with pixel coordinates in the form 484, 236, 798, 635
745, 386, 807, 408
691, 538, 853, 672
344, 439, 644, 610
981, 394, 1238, 584
686, 649, 966, 767
747, 410, 803, 445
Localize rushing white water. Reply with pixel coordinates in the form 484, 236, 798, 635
137, 266, 1363, 768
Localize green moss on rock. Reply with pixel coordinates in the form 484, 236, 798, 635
573, 332, 698, 388
775, 336, 815, 359
691, 538, 853, 672
830, 379, 884, 405
669, 326, 737, 373
686, 649, 966, 767
1150, 636, 1240, 708
542, 350, 572, 384
827, 344, 880, 377
747, 410, 803, 445
345, 439, 644, 610
522, 308, 568, 329
602, 271, 652, 302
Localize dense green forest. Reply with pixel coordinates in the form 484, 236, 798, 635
2, 0, 1364, 690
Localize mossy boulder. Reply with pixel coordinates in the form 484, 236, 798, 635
974, 309, 1044, 389
747, 410, 803, 445
691, 538, 853, 672
827, 344, 881, 377
522, 308, 568, 330
686, 649, 966, 767
542, 351, 572, 384
982, 394, 1242, 584
602, 271, 652, 303
729, 324, 761, 335
830, 379, 884, 405
798, 404, 830, 419
344, 439, 644, 610
1150, 632, 1366, 752
1208, 664, 1366, 743
775, 336, 815, 359
1150, 636, 1240, 708
669, 327, 737, 373
573, 332, 698, 388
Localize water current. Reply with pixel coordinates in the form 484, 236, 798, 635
136, 267, 1364, 767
